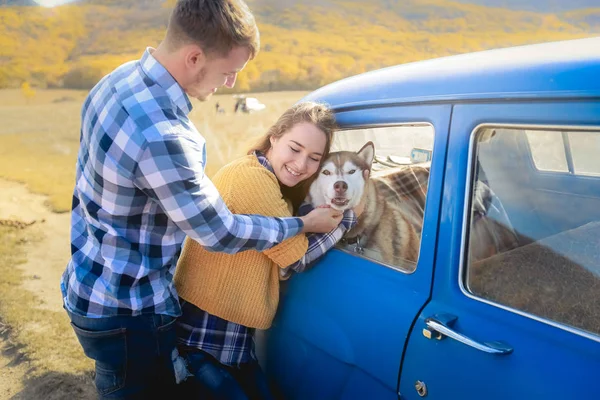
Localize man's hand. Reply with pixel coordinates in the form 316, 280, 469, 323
300, 206, 343, 233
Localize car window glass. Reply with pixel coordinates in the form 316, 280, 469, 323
466, 126, 600, 336
569, 131, 600, 176
525, 130, 569, 172
331, 124, 434, 272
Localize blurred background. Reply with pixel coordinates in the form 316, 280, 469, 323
0, 1, 598, 399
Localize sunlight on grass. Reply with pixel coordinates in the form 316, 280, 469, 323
0, 134, 78, 212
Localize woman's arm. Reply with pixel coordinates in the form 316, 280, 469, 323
278, 202, 358, 279
219, 163, 356, 271
211, 161, 312, 267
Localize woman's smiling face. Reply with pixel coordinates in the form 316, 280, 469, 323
267, 122, 326, 187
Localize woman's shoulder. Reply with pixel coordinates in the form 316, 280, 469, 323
213, 155, 288, 213
213, 155, 277, 186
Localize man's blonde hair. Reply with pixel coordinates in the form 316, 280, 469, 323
166, 0, 260, 59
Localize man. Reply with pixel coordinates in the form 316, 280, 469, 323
61, 0, 342, 398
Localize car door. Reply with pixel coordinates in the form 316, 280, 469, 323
399, 101, 600, 399
260, 104, 451, 400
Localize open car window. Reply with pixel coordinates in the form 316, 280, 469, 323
331, 124, 434, 272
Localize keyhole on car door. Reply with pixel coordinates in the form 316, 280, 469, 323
415, 380, 428, 397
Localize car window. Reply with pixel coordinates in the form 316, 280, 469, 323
465, 126, 600, 337
331, 124, 434, 272
569, 131, 600, 176
525, 130, 569, 172
526, 129, 600, 176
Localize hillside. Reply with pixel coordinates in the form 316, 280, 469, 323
0, 0, 599, 92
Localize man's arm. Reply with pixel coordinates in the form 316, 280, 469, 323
133, 134, 341, 253
279, 202, 358, 278
134, 134, 304, 253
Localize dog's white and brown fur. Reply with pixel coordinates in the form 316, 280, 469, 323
308, 142, 423, 265
308, 141, 523, 267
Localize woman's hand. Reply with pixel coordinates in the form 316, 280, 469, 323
300, 206, 343, 233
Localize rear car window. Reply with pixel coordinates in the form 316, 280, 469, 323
465, 126, 600, 337
526, 129, 600, 176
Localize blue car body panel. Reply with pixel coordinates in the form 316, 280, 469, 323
263, 37, 600, 399
400, 101, 600, 399
302, 37, 600, 109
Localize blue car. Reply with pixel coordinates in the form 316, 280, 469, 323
259, 37, 600, 399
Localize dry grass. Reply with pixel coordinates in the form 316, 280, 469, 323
190, 91, 309, 177
0, 224, 95, 399
0, 89, 308, 212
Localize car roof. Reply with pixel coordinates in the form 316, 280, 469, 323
302, 37, 600, 110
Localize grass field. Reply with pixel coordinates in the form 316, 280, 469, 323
0, 221, 96, 399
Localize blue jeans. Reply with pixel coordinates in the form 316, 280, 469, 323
178, 347, 275, 400
67, 309, 180, 399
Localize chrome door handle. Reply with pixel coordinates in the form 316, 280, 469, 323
424, 314, 513, 355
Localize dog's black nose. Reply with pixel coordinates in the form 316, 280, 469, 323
334, 181, 348, 193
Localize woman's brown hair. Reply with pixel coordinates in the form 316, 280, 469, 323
248, 101, 337, 213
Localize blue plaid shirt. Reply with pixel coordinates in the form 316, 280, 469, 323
61, 49, 303, 318
177, 153, 357, 366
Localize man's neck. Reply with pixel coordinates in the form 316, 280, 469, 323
152, 44, 186, 88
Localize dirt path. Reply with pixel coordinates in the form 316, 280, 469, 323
0, 323, 27, 399
0, 178, 72, 399
0, 179, 70, 312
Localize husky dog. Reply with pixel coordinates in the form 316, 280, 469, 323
308, 142, 423, 266
308, 141, 522, 268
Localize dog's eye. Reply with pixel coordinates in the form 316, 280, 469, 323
322, 170, 331, 175
348, 169, 356, 174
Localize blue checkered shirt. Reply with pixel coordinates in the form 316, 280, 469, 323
176, 153, 357, 366
61, 49, 303, 318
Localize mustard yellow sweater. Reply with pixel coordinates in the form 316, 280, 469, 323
174, 155, 309, 329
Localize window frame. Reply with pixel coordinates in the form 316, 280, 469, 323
331, 121, 435, 275
459, 122, 600, 343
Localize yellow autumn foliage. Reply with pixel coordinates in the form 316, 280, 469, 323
0, 0, 598, 92
20, 81, 36, 102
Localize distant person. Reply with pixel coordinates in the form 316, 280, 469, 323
215, 101, 222, 113
174, 101, 364, 399
60, 0, 343, 398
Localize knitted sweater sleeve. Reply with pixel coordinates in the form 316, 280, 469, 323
216, 159, 309, 268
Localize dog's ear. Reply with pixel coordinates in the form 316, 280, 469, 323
357, 141, 375, 168
363, 169, 370, 180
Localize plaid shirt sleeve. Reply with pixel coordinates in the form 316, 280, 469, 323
280, 202, 357, 278
134, 133, 303, 253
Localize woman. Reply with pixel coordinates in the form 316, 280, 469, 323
174, 102, 362, 399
